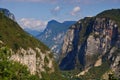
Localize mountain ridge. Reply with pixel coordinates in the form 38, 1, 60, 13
37, 20, 76, 59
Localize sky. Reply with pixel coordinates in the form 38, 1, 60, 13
0, 0, 120, 32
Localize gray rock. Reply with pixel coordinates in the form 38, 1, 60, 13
59, 17, 120, 78
0, 8, 15, 21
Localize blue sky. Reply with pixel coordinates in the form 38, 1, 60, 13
0, 0, 120, 31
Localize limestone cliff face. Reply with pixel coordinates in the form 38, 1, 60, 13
59, 10, 120, 78
10, 47, 54, 77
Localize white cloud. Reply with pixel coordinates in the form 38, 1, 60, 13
71, 6, 80, 16
51, 6, 61, 16
18, 18, 47, 31
54, 6, 60, 11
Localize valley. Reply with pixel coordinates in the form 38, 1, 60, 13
0, 7, 120, 80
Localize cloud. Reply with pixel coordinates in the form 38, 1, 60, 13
71, 6, 80, 16
54, 6, 60, 11
18, 18, 47, 31
51, 6, 61, 16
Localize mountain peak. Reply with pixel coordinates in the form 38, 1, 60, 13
0, 8, 9, 12
0, 8, 15, 21
49, 20, 59, 23
37, 19, 76, 60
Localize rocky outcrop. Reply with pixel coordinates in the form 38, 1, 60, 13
59, 9, 120, 78
110, 51, 120, 77
61, 27, 75, 56
9, 47, 54, 78
0, 8, 15, 21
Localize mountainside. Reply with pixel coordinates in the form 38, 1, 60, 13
59, 9, 120, 79
37, 20, 76, 59
0, 10, 66, 80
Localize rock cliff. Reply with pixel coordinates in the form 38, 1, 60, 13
59, 9, 120, 79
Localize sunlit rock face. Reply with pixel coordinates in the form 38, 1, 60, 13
10, 47, 54, 77
59, 15, 120, 77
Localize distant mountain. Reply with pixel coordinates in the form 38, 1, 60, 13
37, 20, 76, 59
0, 9, 66, 80
59, 9, 120, 79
